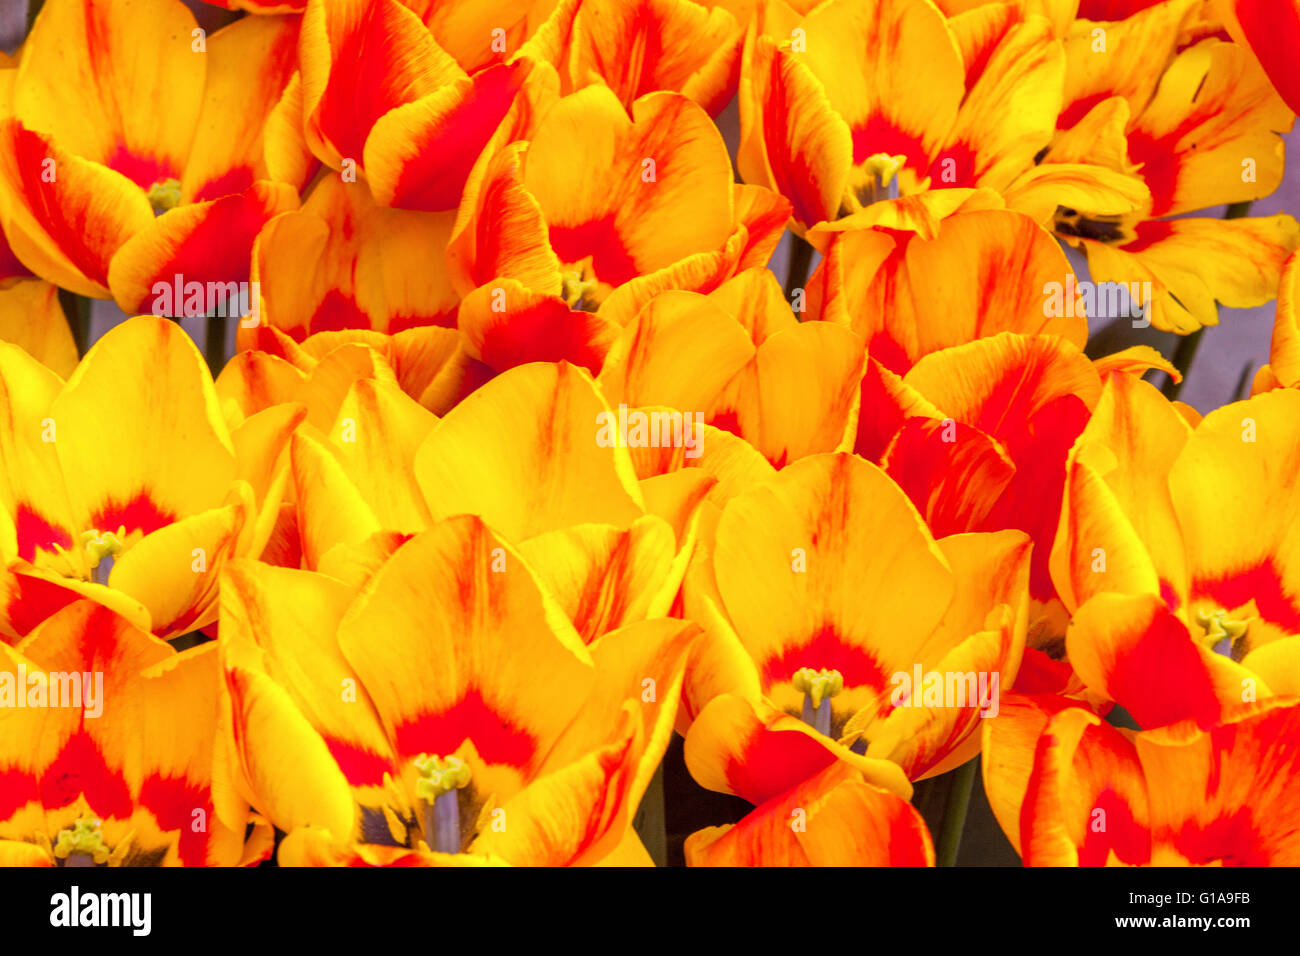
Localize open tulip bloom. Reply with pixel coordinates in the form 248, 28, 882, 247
0, 0, 1299, 912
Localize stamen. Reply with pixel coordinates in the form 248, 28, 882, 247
1196, 608, 1248, 659
792, 667, 844, 736
53, 818, 110, 867
82, 528, 125, 587
843, 153, 906, 214
147, 178, 183, 215
414, 754, 471, 855
560, 269, 602, 312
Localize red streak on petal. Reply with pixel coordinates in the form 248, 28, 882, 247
0, 766, 40, 821
1196, 563, 1300, 635
853, 115, 929, 173
323, 736, 393, 788
38, 729, 132, 820
192, 166, 255, 204
1171, 809, 1267, 866
1078, 787, 1150, 866
104, 144, 179, 193
93, 492, 176, 539
759, 623, 890, 695
548, 218, 640, 289
4, 573, 79, 642
138, 774, 213, 867
14, 504, 72, 564
309, 288, 369, 334
724, 725, 834, 807
392, 687, 537, 769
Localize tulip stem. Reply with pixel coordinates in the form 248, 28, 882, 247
937, 757, 978, 867
784, 235, 815, 308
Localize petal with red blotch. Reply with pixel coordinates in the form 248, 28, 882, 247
564, 0, 742, 114
414, 362, 644, 541
902, 332, 1101, 445
107, 181, 299, 315
336, 517, 595, 789
935, 17, 1062, 192
736, 32, 852, 231
981, 691, 1074, 853
109, 485, 256, 640
1051, 372, 1189, 614
1020, 705, 1152, 866
883, 417, 1016, 541
447, 141, 561, 297
684, 693, 911, 807
221, 561, 394, 792
1067, 593, 1265, 730
525, 88, 734, 286
712, 453, 954, 724
1214, 0, 1300, 115
299, 0, 464, 170
182, 14, 306, 202
1171, 390, 1300, 650
15, 0, 203, 182
253, 178, 461, 338
518, 516, 679, 644
1127, 40, 1292, 218
457, 279, 620, 375
817, 210, 1087, 375
0, 120, 154, 297
802, 0, 962, 178
853, 357, 944, 463
50, 317, 236, 536
0, 564, 151, 645
685, 758, 931, 866
0, 281, 76, 379
365, 60, 531, 212
1136, 700, 1300, 865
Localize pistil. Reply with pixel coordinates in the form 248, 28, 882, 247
414, 754, 471, 855
792, 667, 844, 736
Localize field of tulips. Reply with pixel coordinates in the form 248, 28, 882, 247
0, 0, 1299, 886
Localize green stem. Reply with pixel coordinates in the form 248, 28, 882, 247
205, 317, 229, 380
937, 757, 978, 867
1224, 201, 1254, 220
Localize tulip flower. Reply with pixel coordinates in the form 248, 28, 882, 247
0, 317, 298, 642
448, 86, 788, 372
737, 0, 1146, 246
0, 600, 270, 866
299, 0, 556, 212
1051, 377, 1300, 716
0, 0, 311, 314
681, 451, 1030, 780
216, 516, 698, 865
984, 694, 1300, 865
1046, 4, 1300, 332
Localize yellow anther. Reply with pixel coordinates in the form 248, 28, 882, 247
53, 818, 111, 865
792, 667, 845, 710
414, 754, 471, 803
147, 178, 183, 214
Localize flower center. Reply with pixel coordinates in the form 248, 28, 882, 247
792, 667, 843, 736
414, 754, 471, 855
1196, 608, 1249, 659
146, 178, 183, 215
81, 528, 125, 587
560, 267, 603, 313
842, 153, 906, 214
53, 817, 111, 867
